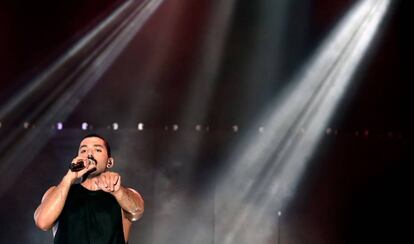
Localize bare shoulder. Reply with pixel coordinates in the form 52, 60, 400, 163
127, 187, 141, 196
41, 186, 57, 202
127, 187, 145, 203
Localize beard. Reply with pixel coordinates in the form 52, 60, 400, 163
82, 157, 100, 179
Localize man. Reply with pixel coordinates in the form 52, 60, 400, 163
34, 134, 144, 244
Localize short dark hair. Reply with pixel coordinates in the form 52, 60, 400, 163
81, 133, 112, 157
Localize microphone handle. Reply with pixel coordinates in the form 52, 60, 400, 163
69, 160, 85, 172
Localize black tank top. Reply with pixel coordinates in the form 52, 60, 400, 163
54, 184, 126, 244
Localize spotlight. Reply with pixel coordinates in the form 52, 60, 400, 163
195, 124, 202, 131
172, 124, 179, 131
23, 122, 30, 129
112, 122, 119, 130
81, 122, 88, 130
57, 122, 63, 130
137, 123, 144, 131
326, 128, 332, 135
258, 127, 265, 133
232, 125, 239, 133
212, 1, 392, 243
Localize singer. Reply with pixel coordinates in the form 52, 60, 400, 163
34, 134, 144, 244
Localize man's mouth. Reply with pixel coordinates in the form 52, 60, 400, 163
87, 156, 97, 166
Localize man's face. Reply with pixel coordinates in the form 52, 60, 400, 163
78, 136, 112, 175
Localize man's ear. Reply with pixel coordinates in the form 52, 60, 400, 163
107, 158, 114, 168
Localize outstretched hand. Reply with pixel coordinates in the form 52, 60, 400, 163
93, 171, 121, 193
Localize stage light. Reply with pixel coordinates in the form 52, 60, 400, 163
172, 124, 179, 131
210, 1, 392, 243
232, 125, 239, 133
23, 122, 30, 129
326, 128, 332, 135
112, 122, 119, 130
57, 122, 63, 130
258, 127, 265, 133
0, 0, 166, 198
137, 123, 144, 131
195, 124, 202, 131
81, 122, 88, 130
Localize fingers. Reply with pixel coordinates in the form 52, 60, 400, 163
95, 172, 120, 192
70, 156, 87, 169
94, 176, 107, 191
69, 156, 96, 178
113, 174, 120, 186
113, 175, 121, 192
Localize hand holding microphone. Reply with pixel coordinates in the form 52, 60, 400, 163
64, 156, 98, 185
69, 156, 96, 172
69, 159, 86, 172
69, 156, 97, 172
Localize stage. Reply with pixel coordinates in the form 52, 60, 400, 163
0, 0, 410, 243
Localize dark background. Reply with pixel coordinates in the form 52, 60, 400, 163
0, 0, 411, 243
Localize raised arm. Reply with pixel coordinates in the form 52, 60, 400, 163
113, 186, 144, 221
34, 177, 71, 231
93, 172, 144, 221
34, 157, 96, 230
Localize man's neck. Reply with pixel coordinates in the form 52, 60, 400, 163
81, 176, 100, 191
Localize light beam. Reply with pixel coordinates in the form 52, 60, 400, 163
212, 1, 393, 243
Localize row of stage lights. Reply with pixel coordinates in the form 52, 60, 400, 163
0, 121, 406, 139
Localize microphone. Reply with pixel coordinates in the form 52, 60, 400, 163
69, 157, 96, 172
